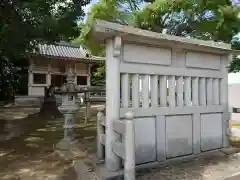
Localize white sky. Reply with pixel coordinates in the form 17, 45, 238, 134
229, 73, 240, 84
83, 0, 98, 21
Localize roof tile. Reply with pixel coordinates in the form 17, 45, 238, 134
37, 43, 86, 59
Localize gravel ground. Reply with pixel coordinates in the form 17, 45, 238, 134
136, 151, 240, 180
5, 106, 240, 180
0, 106, 101, 180
75, 149, 240, 180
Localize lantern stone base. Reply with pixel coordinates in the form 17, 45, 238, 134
55, 139, 83, 160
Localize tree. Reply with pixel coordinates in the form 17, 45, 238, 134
135, 0, 240, 41
0, 0, 90, 100
79, 0, 240, 52
73, 0, 143, 85
78, 0, 240, 84
73, 0, 144, 56
229, 37, 240, 72
133, 0, 240, 72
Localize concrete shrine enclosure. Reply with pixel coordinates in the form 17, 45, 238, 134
77, 20, 233, 180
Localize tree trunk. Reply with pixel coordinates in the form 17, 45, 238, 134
39, 96, 63, 118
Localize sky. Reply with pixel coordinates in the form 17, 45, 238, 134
82, 0, 240, 82
82, 0, 147, 21
83, 0, 240, 17
83, 0, 98, 20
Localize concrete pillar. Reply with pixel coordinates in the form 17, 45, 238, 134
47, 64, 51, 86
28, 72, 33, 95
87, 64, 91, 86
47, 73, 51, 86
97, 106, 105, 160
84, 91, 91, 123
220, 54, 230, 148
75, 76, 77, 84
105, 36, 122, 171
74, 63, 77, 84
28, 59, 33, 95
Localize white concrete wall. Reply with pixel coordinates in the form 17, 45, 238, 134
30, 86, 46, 96
103, 38, 229, 167
228, 73, 240, 122
120, 43, 228, 164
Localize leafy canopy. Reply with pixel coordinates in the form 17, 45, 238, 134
79, 0, 240, 53
1, 0, 90, 59
77, 0, 240, 80
73, 0, 143, 56
0, 0, 90, 99
135, 0, 240, 42
73, 0, 145, 85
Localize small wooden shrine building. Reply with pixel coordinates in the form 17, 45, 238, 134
28, 41, 103, 96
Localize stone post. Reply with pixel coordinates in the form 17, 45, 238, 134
227, 106, 233, 136
97, 106, 105, 160
84, 91, 91, 123
28, 59, 33, 95
47, 63, 51, 86
105, 36, 122, 171
124, 111, 135, 180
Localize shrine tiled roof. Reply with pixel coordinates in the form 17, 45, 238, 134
36, 41, 104, 61
38, 41, 87, 59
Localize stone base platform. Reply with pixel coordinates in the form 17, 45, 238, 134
74, 148, 240, 180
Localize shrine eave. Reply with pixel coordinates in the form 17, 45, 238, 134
30, 54, 104, 64
30, 41, 105, 64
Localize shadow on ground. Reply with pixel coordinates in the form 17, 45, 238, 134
0, 107, 99, 180
2, 106, 240, 180
137, 151, 240, 180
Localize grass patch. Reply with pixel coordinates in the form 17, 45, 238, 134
230, 120, 240, 128
229, 120, 240, 147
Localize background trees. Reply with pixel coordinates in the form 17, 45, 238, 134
1, 0, 240, 96
76, 0, 240, 85
0, 0, 90, 100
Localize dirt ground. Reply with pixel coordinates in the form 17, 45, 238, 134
0, 106, 99, 180
3, 106, 240, 180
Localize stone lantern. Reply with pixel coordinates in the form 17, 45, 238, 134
55, 68, 80, 159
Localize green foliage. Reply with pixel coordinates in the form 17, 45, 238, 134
75, 0, 119, 56
1, 0, 89, 58
74, 0, 140, 56
229, 37, 240, 72
79, 0, 240, 82
91, 64, 106, 86
138, 0, 240, 73
0, 0, 90, 100
75, 0, 143, 85
134, 0, 240, 42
